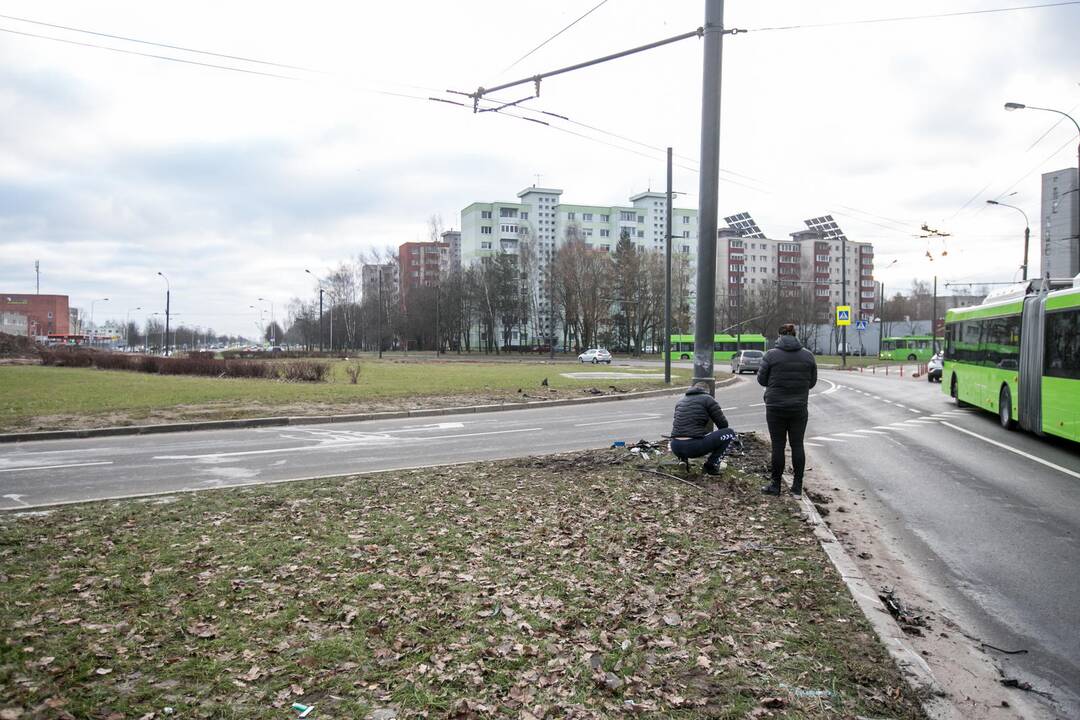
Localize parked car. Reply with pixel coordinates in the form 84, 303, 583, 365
730, 349, 764, 374
578, 348, 612, 364
927, 351, 943, 383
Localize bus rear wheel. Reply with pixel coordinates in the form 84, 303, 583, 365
680, 354, 690, 360
951, 375, 964, 407
907, 353, 917, 361
999, 386, 1016, 430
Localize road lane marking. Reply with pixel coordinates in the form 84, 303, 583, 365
873, 425, 894, 430
810, 436, 846, 443
907, 408, 921, 414
854, 429, 888, 435
153, 428, 543, 461
805, 442, 824, 447
2, 494, 28, 506
834, 433, 864, 439
0, 461, 114, 474
940, 422, 1080, 480
574, 414, 661, 427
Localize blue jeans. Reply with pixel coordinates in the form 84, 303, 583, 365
670, 428, 737, 466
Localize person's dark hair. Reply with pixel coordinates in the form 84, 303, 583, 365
779, 323, 796, 336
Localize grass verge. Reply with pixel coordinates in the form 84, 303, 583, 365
0, 361, 703, 433
0, 438, 926, 719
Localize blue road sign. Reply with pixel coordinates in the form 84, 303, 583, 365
855, 319, 868, 331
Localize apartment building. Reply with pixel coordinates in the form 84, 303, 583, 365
460, 185, 699, 345
360, 263, 399, 303
441, 229, 462, 273
397, 241, 449, 305
716, 213, 875, 321
1041, 167, 1079, 279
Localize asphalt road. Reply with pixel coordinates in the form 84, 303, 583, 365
2, 366, 1078, 713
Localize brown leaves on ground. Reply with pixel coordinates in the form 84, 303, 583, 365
0, 438, 927, 719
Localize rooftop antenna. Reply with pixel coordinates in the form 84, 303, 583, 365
35, 260, 40, 294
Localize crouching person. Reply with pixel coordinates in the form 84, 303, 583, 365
669, 381, 737, 475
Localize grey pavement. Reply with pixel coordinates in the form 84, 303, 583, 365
2, 368, 1078, 714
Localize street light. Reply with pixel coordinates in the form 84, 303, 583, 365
157, 272, 171, 356
89, 297, 109, 347
304, 269, 325, 352
1004, 102, 1080, 270
257, 297, 276, 346
985, 200, 1031, 280
125, 306, 141, 350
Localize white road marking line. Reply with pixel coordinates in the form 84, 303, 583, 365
2, 494, 28, 506
941, 422, 1080, 480
872, 395, 882, 400
805, 442, 824, 447
834, 433, 864, 439
574, 414, 661, 427
0, 461, 114, 474
854, 429, 888, 435
749, 402, 765, 407
873, 426, 894, 430
153, 428, 543, 461
810, 436, 846, 443
907, 408, 921, 414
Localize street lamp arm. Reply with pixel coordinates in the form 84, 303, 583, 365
1019, 104, 1080, 136
985, 199, 1029, 227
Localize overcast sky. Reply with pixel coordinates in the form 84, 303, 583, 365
2, 0, 1078, 336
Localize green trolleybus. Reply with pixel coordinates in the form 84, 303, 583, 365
669, 334, 768, 362
943, 281, 1080, 442
879, 336, 941, 362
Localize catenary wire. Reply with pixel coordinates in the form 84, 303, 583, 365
498, 0, 612, 76
0, 11, 322, 72
746, 0, 1080, 32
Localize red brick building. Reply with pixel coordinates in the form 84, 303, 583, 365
0, 294, 69, 336
397, 241, 448, 305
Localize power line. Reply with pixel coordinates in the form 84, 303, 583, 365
0, 12, 321, 72
0, 26, 298, 80
746, 0, 1080, 32
499, 0, 611, 76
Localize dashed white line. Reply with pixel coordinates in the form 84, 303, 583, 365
805, 442, 824, 447
834, 433, 865, 439
810, 436, 846, 443
855, 429, 888, 435
941, 422, 1080, 480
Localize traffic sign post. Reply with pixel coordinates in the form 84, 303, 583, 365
836, 306, 851, 326
855, 319, 868, 331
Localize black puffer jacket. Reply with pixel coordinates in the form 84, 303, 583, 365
757, 335, 817, 411
670, 387, 729, 438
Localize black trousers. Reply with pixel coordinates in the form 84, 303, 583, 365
765, 408, 808, 484
670, 428, 737, 466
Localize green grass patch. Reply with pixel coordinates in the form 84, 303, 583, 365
0, 439, 927, 718
0, 360, 706, 433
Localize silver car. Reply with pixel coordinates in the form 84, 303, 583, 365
731, 349, 764, 374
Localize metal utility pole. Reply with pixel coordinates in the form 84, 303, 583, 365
692, 0, 725, 394
377, 270, 384, 359
665, 147, 673, 385
879, 281, 886, 356
319, 289, 325, 352
840, 238, 847, 367
34, 260, 39, 294
435, 281, 441, 357
549, 261, 556, 360
157, 272, 170, 356
931, 275, 938, 351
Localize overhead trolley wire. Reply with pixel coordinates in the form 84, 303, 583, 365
745, 0, 1080, 32
498, 0, 612, 76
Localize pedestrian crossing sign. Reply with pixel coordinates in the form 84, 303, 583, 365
836, 306, 852, 326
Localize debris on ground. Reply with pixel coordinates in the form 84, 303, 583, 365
879, 586, 931, 636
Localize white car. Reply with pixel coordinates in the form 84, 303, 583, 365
927, 352, 943, 383
578, 348, 612, 364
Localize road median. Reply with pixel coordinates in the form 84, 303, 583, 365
0, 435, 927, 718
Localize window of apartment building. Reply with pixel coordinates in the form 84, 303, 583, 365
500, 224, 519, 233
584, 228, 593, 236
682, 216, 690, 224
637, 230, 644, 238
500, 208, 518, 218
637, 215, 645, 223
600, 214, 609, 222
583, 212, 593, 222
779, 243, 800, 252
600, 244, 610, 252
599, 229, 610, 237
521, 212, 528, 219
614, 211, 632, 222
683, 230, 690, 238
815, 254, 829, 262
481, 226, 492, 234
480, 210, 493, 219
567, 211, 576, 220
481, 241, 492, 249
681, 245, 691, 253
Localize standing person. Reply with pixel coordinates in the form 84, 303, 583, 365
757, 323, 817, 496
669, 381, 738, 475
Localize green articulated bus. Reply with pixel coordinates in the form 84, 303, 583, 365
944, 281, 1080, 442
879, 336, 941, 362
669, 334, 768, 362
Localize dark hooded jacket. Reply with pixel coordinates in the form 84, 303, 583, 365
757, 335, 817, 412
670, 387, 729, 438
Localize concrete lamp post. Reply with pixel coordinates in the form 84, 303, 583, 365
89, 297, 109, 347
985, 200, 1030, 281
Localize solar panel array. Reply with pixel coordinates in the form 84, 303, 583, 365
804, 215, 848, 242
723, 211, 766, 239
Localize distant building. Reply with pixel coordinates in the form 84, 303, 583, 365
361, 263, 398, 302
1, 312, 28, 336
716, 213, 875, 321
0, 293, 69, 336
397, 241, 448, 306
441, 229, 462, 273
1041, 168, 1079, 279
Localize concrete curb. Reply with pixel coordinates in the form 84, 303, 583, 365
0, 376, 738, 444
797, 492, 953, 716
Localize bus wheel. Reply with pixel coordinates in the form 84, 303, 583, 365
999, 386, 1016, 430
680, 354, 690, 360
907, 353, 917, 361
951, 375, 964, 406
